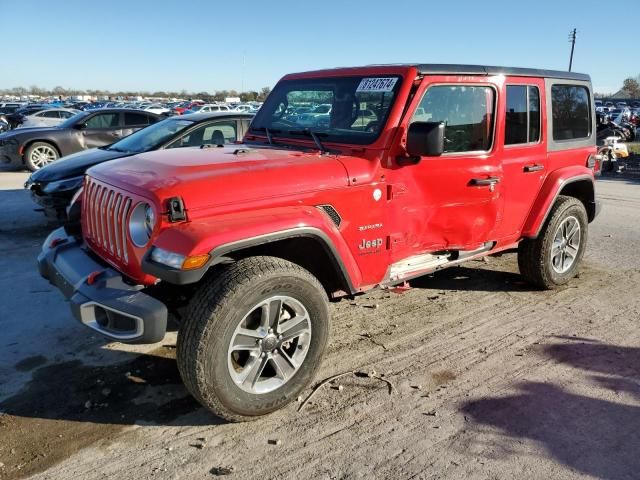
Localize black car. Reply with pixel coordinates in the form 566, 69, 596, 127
3, 104, 51, 130
26, 111, 254, 219
0, 109, 161, 171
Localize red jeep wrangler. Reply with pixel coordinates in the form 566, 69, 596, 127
39, 64, 600, 421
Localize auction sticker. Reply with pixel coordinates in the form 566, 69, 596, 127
356, 77, 398, 93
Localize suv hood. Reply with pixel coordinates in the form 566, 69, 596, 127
29, 147, 130, 183
88, 145, 350, 210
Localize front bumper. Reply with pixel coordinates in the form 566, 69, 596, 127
37, 227, 168, 343
29, 188, 74, 219
0, 143, 21, 166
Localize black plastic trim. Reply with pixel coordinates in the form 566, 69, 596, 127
142, 227, 356, 294
38, 227, 168, 344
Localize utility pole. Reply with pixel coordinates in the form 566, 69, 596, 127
568, 28, 577, 72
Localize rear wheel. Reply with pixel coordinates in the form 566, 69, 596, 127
518, 195, 588, 289
24, 142, 59, 171
177, 256, 330, 422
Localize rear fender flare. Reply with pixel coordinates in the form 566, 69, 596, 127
522, 167, 596, 238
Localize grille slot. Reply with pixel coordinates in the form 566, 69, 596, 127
83, 177, 133, 263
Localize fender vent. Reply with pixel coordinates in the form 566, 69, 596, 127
317, 204, 342, 228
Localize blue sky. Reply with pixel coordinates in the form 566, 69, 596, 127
1, 0, 637, 94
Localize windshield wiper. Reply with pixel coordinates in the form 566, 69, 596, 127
288, 129, 327, 153
251, 126, 282, 145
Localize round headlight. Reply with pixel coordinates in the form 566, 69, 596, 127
129, 202, 155, 247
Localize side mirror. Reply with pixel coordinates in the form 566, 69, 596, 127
406, 121, 445, 158
73, 122, 87, 130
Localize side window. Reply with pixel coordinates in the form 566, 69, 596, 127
85, 113, 119, 129
551, 85, 591, 140
505, 85, 540, 145
410, 85, 496, 153
59, 111, 75, 119
124, 112, 150, 126
167, 121, 238, 148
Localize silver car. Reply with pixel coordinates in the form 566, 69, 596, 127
16, 108, 80, 129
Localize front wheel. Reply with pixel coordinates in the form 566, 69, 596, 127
518, 195, 588, 289
177, 256, 330, 422
24, 142, 59, 171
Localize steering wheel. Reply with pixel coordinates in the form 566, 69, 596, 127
271, 99, 289, 121
365, 121, 380, 133
444, 129, 466, 149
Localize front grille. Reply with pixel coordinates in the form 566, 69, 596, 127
83, 177, 133, 263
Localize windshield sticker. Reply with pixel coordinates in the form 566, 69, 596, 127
356, 77, 398, 93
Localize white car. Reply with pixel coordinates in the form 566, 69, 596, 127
16, 108, 79, 128
234, 104, 258, 113
142, 104, 170, 115
191, 104, 232, 113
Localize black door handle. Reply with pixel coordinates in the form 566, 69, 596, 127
524, 164, 544, 173
469, 176, 501, 186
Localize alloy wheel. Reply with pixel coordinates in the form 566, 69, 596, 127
227, 295, 312, 394
551, 216, 581, 274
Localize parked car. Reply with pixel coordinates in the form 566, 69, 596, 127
4, 104, 51, 129
185, 104, 231, 114
142, 104, 171, 115
295, 104, 332, 127
39, 63, 600, 422
234, 104, 259, 113
0, 109, 161, 171
174, 101, 204, 115
16, 108, 80, 129
26, 112, 254, 218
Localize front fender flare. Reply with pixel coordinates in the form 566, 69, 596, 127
142, 206, 361, 292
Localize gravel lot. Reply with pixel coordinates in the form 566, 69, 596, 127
1, 167, 639, 480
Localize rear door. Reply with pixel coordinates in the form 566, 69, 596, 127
122, 111, 153, 137
493, 79, 548, 240
83, 111, 122, 148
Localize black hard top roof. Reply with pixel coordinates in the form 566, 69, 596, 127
412, 64, 590, 82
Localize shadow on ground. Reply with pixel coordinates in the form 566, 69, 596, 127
410, 261, 534, 293
0, 346, 220, 479
461, 339, 640, 480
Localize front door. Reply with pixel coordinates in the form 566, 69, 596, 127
387, 81, 504, 261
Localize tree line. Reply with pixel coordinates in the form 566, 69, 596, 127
0, 85, 272, 102
595, 73, 640, 99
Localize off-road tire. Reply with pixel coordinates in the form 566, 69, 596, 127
177, 256, 330, 422
518, 195, 588, 289
24, 142, 60, 171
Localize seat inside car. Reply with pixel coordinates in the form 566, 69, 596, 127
210, 129, 225, 145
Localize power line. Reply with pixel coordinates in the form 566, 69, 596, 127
568, 28, 577, 72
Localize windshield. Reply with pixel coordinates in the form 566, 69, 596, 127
250, 75, 402, 145
58, 111, 91, 128
108, 118, 194, 153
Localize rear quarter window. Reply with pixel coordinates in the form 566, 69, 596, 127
551, 85, 591, 141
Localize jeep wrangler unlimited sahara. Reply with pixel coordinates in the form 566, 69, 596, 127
38, 64, 601, 421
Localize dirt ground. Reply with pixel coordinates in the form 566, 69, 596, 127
1, 168, 639, 480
